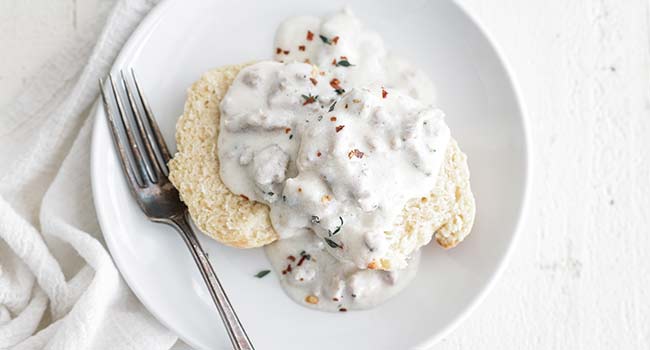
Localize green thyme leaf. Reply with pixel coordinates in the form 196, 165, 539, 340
328, 216, 344, 236
336, 59, 354, 67
255, 270, 271, 278
319, 34, 331, 45
324, 237, 343, 249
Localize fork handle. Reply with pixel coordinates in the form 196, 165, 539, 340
169, 213, 254, 350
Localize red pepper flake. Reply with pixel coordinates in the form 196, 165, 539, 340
329, 78, 342, 90
382, 88, 388, 98
297, 255, 308, 266
298, 45, 306, 51
332, 58, 337, 66
332, 297, 340, 302
240, 194, 249, 201
276, 47, 282, 54
283, 50, 290, 55
302, 94, 318, 105
317, 151, 322, 157
285, 127, 292, 134
309, 77, 318, 86
347, 149, 365, 159
339, 308, 348, 312
330, 116, 337, 122
332, 36, 340, 44
340, 56, 348, 60
282, 263, 293, 275
306, 30, 314, 41
287, 255, 296, 262
335, 125, 345, 133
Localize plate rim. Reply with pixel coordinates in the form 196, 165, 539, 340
90, 0, 531, 348
90, 0, 193, 344
413, 1, 532, 347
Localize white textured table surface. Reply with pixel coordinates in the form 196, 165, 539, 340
2, 1, 649, 349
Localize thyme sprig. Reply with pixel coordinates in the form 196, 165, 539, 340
328, 216, 344, 236
302, 93, 319, 105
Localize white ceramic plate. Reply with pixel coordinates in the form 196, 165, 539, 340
91, 0, 529, 349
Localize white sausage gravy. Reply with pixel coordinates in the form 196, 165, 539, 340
218, 9, 450, 311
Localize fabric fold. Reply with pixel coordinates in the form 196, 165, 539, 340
0, 0, 178, 349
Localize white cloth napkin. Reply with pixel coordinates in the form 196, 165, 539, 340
0, 0, 182, 349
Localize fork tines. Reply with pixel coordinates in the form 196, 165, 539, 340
99, 70, 171, 189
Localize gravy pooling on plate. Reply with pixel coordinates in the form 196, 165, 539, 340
217, 9, 450, 311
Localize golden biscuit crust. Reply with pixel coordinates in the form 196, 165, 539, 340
169, 64, 475, 267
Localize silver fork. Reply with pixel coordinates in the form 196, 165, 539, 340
99, 70, 254, 350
